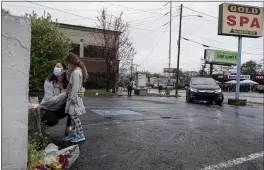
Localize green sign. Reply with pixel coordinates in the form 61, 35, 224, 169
230, 29, 257, 35
204, 49, 237, 66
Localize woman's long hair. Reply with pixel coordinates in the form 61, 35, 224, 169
64, 52, 88, 83
47, 72, 57, 83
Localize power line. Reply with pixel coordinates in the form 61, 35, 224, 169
138, 27, 169, 66
103, 2, 168, 15
128, 13, 165, 23
24, 1, 169, 33
2, 4, 171, 12
130, 16, 166, 27
130, 11, 179, 27
27, 1, 98, 22
182, 31, 263, 50
183, 6, 218, 19
138, 15, 178, 66
182, 37, 263, 56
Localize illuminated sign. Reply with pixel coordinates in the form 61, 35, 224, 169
218, 3, 263, 37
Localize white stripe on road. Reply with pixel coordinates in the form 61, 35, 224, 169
200, 151, 264, 170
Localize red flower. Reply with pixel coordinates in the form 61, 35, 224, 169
58, 154, 69, 168
36, 164, 47, 170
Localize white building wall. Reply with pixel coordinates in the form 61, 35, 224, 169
61, 28, 104, 46
2, 14, 31, 170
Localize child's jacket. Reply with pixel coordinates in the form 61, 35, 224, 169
65, 68, 86, 115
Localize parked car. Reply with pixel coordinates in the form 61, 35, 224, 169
186, 77, 224, 105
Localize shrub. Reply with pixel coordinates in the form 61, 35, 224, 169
25, 11, 71, 96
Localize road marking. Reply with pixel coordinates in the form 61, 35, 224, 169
200, 151, 264, 170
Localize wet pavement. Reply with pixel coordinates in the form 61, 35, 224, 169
48, 96, 263, 170
147, 89, 264, 103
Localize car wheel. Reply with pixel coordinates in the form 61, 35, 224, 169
215, 94, 224, 105
186, 92, 193, 103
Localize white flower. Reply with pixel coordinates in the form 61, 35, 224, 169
43, 154, 57, 166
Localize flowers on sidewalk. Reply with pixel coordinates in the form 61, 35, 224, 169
35, 154, 69, 170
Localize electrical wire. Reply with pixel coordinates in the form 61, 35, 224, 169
103, 2, 169, 15
183, 6, 218, 19
138, 15, 179, 66
130, 16, 166, 27
182, 37, 263, 56
2, 3, 172, 12
25, 1, 177, 33
138, 27, 169, 66
130, 10, 179, 27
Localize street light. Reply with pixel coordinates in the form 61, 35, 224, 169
175, 4, 203, 96
182, 14, 203, 18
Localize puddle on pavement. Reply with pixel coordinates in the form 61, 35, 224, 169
92, 109, 141, 116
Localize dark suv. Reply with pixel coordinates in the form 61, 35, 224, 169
186, 77, 224, 105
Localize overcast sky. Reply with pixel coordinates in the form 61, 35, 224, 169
2, 0, 263, 73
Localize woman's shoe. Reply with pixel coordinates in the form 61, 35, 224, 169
71, 133, 85, 143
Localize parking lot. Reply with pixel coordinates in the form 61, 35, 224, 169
49, 95, 263, 170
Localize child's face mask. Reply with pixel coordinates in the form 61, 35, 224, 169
53, 67, 63, 77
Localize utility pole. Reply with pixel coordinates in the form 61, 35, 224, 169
168, 0, 172, 85
164, 1, 172, 85
175, 4, 183, 96
130, 63, 133, 79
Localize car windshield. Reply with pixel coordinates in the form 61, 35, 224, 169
191, 78, 217, 85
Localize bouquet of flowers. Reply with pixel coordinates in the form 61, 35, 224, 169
35, 154, 68, 170
34, 144, 79, 170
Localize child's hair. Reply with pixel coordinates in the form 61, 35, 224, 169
64, 52, 88, 83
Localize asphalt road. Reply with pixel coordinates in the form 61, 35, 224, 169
49, 96, 263, 170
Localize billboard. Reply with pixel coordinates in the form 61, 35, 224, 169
164, 68, 176, 73
228, 75, 250, 80
218, 3, 263, 38
204, 49, 237, 66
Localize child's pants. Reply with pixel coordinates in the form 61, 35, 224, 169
70, 114, 83, 134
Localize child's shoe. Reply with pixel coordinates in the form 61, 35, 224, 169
71, 133, 85, 143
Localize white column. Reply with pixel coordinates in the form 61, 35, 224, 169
80, 39, 84, 58
2, 14, 31, 170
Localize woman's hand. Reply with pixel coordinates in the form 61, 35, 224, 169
66, 84, 84, 97
78, 89, 84, 98
66, 84, 72, 94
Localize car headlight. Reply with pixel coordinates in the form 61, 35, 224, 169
214, 88, 222, 93
190, 87, 198, 92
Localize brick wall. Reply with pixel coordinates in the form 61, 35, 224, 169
81, 58, 106, 73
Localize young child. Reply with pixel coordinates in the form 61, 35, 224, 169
64, 53, 88, 143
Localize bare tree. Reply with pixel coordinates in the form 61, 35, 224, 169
95, 9, 136, 91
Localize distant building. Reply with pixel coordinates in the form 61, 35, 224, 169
58, 23, 121, 88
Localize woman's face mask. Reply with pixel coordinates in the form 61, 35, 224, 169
53, 67, 63, 77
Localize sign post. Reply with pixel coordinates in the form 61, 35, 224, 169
218, 3, 263, 106
235, 36, 242, 99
